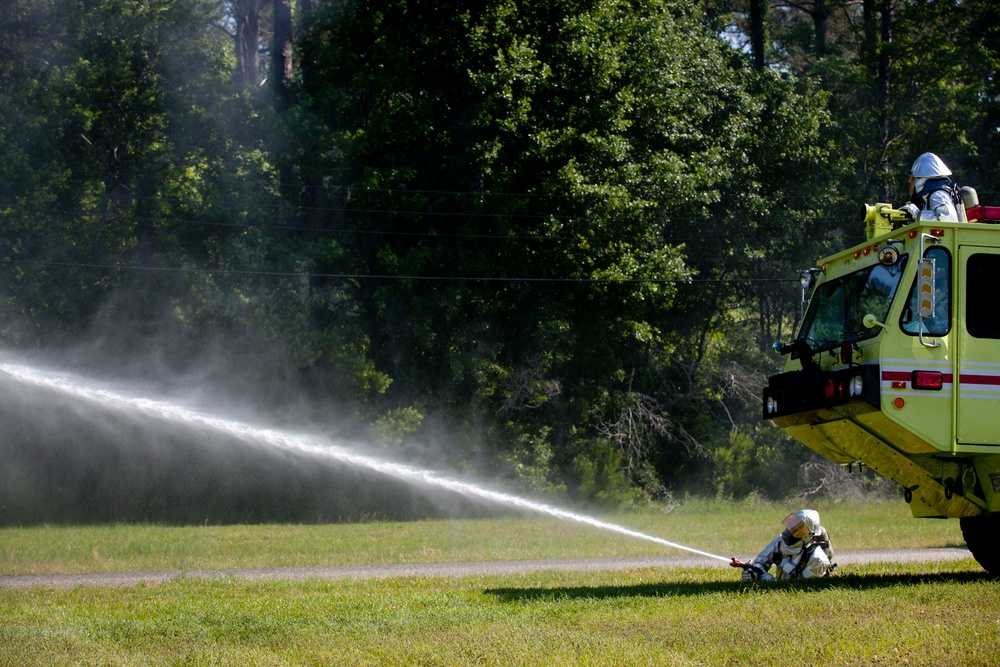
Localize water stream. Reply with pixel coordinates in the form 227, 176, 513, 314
0, 360, 730, 563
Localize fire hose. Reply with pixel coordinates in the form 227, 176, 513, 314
728, 556, 837, 579
729, 557, 765, 578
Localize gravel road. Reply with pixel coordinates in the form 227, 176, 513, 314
0, 548, 973, 589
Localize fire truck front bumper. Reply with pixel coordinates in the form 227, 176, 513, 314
763, 364, 881, 427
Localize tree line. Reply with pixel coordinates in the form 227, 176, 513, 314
0, 0, 997, 507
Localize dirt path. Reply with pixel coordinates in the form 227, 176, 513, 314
0, 548, 973, 589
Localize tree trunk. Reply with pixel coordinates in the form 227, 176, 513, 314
230, 0, 263, 87
273, 0, 293, 110
812, 0, 829, 59
273, 0, 294, 188
875, 0, 892, 199
750, 0, 767, 70
862, 0, 877, 67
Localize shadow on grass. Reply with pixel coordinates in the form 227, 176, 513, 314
484, 570, 992, 603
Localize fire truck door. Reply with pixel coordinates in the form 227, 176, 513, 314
956, 247, 1000, 446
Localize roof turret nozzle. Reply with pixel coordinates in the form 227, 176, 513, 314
862, 203, 910, 239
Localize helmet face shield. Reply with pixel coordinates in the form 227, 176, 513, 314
781, 512, 811, 540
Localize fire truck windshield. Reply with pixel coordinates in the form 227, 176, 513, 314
797, 256, 909, 353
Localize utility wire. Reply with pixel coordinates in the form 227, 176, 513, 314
12, 200, 861, 228
6, 207, 857, 244
1, 258, 798, 284
22, 173, 996, 202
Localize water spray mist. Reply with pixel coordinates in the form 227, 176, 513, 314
0, 361, 731, 564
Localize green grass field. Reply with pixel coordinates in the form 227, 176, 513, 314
1, 499, 996, 666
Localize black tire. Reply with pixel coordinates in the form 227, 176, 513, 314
960, 513, 1000, 576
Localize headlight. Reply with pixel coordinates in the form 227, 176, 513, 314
877, 245, 900, 266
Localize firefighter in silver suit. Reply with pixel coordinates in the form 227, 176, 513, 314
901, 152, 960, 223
736, 509, 835, 581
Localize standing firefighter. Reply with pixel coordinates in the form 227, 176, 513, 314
731, 509, 835, 581
901, 152, 960, 223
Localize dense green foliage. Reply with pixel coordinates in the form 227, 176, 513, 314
1, 0, 997, 514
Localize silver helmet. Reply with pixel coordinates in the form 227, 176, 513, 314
910, 153, 952, 179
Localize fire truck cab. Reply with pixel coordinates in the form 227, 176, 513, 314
763, 199, 1000, 574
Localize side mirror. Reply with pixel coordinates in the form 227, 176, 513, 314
863, 314, 886, 330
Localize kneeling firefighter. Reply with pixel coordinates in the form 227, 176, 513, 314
730, 509, 835, 581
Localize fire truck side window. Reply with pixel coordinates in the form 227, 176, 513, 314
967, 253, 1000, 338
901, 247, 950, 337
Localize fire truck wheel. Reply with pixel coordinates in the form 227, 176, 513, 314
960, 513, 1000, 576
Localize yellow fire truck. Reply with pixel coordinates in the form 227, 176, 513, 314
764, 195, 1000, 574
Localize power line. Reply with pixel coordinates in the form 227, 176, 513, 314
1, 258, 798, 284
6, 206, 857, 244
26, 173, 998, 202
